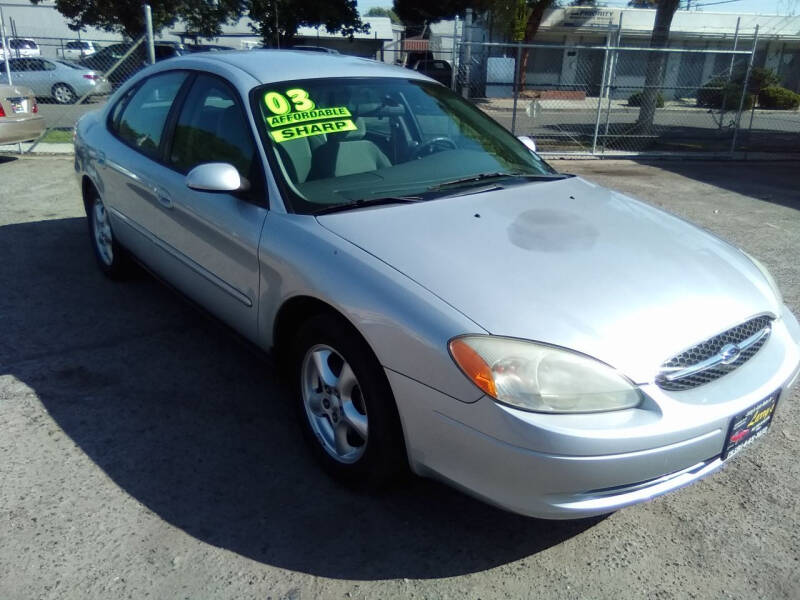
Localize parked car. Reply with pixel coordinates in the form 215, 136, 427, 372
0, 84, 43, 144
411, 59, 453, 86
291, 45, 340, 54
185, 43, 235, 53
2, 58, 111, 104
80, 41, 185, 87
57, 40, 99, 60
0, 38, 40, 59
73, 51, 800, 520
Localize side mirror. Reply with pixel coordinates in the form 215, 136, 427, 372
517, 135, 537, 154
185, 162, 250, 193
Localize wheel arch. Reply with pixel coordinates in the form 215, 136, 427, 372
273, 295, 377, 368
81, 174, 98, 212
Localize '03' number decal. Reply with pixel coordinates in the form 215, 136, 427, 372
264, 88, 316, 115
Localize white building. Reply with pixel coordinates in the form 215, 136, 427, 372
439, 6, 800, 97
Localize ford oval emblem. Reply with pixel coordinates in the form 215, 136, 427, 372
719, 343, 741, 365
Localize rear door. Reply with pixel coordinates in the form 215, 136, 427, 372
100, 70, 190, 267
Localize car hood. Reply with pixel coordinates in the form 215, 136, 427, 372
317, 177, 779, 383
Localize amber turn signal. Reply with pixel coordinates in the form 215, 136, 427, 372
449, 338, 497, 397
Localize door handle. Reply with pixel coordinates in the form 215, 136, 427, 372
156, 190, 173, 209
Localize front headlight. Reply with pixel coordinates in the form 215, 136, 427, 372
449, 336, 642, 413
743, 251, 783, 304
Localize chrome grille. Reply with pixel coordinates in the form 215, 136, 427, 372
656, 316, 773, 391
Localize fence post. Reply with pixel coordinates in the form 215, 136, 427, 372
144, 4, 156, 65
0, 6, 12, 86
451, 16, 459, 91
602, 16, 623, 154
718, 16, 740, 129
592, 26, 612, 155
730, 24, 758, 156
511, 42, 522, 135
463, 8, 472, 98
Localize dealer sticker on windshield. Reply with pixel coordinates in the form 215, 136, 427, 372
722, 391, 779, 460
262, 88, 355, 143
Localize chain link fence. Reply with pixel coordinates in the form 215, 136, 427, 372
3, 19, 799, 158
456, 37, 800, 157
0, 30, 168, 150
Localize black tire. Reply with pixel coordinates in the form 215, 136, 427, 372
291, 313, 408, 486
52, 83, 77, 104
86, 191, 131, 279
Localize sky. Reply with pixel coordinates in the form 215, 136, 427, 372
357, 1, 796, 17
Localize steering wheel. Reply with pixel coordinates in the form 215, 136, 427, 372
411, 136, 458, 159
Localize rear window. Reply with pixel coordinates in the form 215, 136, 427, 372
113, 71, 187, 159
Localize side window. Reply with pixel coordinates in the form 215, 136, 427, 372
27, 59, 44, 71
168, 74, 255, 180
41, 60, 57, 72
7, 59, 24, 72
115, 71, 187, 160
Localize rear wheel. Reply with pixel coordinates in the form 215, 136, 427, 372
52, 83, 76, 104
86, 191, 131, 279
291, 314, 408, 485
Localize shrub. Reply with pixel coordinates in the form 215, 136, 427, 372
746, 67, 781, 94
696, 67, 780, 110
696, 77, 754, 110
628, 90, 664, 107
758, 85, 800, 110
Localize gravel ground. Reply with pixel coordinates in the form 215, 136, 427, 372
1, 156, 798, 600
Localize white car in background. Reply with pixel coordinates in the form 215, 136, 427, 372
57, 40, 99, 60
0, 38, 41, 59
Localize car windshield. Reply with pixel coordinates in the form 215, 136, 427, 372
252, 77, 556, 214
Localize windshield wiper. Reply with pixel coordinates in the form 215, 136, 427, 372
429, 172, 570, 191
313, 196, 422, 216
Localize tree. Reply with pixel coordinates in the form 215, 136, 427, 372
393, 1, 488, 27
248, 0, 369, 48
517, 1, 557, 90
630, 0, 680, 131
366, 7, 403, 24
29, 0, 247, 40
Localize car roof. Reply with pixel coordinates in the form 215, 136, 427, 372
165, 49, 429, 85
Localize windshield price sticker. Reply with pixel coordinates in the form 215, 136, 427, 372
271, 119, 357, 143
264, 88, 355, 143
266, 106, 351, 128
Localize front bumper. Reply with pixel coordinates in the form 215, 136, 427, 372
389, 306, 800, 519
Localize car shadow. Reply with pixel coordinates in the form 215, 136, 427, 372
1, 216, 602, 580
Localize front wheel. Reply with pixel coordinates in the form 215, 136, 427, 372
291, 314, 408, 485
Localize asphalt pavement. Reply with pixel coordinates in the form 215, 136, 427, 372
1, 156, 799, 599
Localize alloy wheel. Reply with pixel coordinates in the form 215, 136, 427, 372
92, 198, 114, 266
301, 344, 368, 463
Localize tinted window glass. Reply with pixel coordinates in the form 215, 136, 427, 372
169, 75, 254, 178
116, 71, 187, 159
6, 59, 25, 72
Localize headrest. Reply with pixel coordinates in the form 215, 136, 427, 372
331, 116, 366, 142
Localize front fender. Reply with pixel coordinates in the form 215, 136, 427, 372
258, 212, 486, 402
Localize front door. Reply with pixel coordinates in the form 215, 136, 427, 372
141, 73, 268, 339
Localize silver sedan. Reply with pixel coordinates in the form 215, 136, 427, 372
3, 57, 111, 104
73, 51, 800, 519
